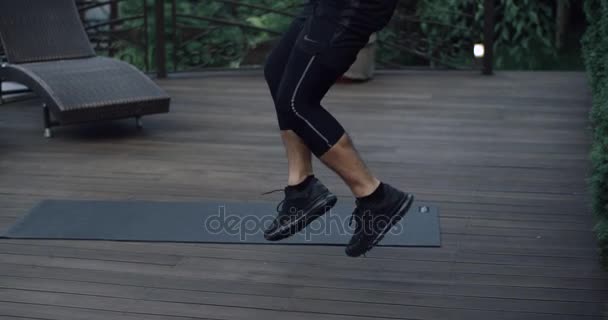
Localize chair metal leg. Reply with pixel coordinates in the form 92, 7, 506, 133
43, 103, 53, 138
135, 116, 143, 130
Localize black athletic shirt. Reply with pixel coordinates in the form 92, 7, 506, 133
305, 0, 398, 33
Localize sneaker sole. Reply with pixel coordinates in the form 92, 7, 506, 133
266, 193, 338, 241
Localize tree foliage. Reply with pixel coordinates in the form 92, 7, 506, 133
107, 0, 569, 71
418, 0, 556, 69
582, 0, 608, 265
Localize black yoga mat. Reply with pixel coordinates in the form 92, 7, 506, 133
1, 200, 441, 247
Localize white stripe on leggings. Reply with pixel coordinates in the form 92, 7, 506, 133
290, 56, 332, 148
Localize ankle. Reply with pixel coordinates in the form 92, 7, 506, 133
352, 179, 381, 198
288, 174, 315, 188
357, 182, 385, 203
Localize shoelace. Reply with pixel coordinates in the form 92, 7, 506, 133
349, 208, 359, 227
262, 188, 308, 215
261, 189, 283, 196
261, 188, 288, 214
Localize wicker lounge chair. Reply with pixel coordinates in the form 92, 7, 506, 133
0, 0, 170, 137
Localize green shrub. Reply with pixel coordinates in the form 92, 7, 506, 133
418, 0, 556, 70
582, 0, 608, 264
115, 0, 299, 70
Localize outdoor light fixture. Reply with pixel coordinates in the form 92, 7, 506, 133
474, 43, 485, 58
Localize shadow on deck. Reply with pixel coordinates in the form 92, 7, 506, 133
0, 70, 606, 319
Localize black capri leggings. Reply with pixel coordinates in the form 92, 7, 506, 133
264, 0, 397, 157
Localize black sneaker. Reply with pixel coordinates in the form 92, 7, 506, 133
263, 177, 337, 241
345, 184, 414, 257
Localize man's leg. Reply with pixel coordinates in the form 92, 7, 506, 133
320, 134, 380, 197
281, 131, 314, 186
273, 20, 414, 256
264, 10, 315, 187
274, 46, 379, 197
263, 6, 338, 242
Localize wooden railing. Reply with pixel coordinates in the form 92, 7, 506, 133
483, 0, 494, 75
77, 0, 151, 71
73, 0, 496, 78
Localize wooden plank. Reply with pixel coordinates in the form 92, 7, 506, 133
0, 288, 418, 320
0, 278, 603, 318
0, 238, 603, 269
0, 301, 209, 320
0, 241, 605, 278
1, 262, 604, 303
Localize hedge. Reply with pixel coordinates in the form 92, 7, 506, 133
582, 0, 608, 264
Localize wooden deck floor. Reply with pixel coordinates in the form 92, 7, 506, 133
0, 70, 606, 319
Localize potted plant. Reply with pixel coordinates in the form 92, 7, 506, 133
342, 33, 377, 82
